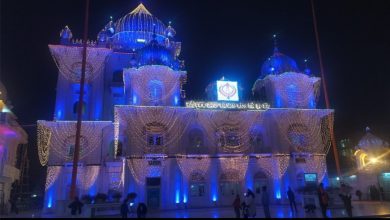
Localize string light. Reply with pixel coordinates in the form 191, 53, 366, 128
219, 156, 249, 181
262, 72, 321, 108
48, 45, 112, 83
38, 121, 112, 164
38, 123, 52, 166
269, 109, 334, 154
123, 65, 187, 105
176, 155, 212, 181
78, 166, 100, 190
45, 166, 62, 191
127, 155, 168, 184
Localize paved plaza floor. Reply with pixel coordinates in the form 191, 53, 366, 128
1, 201, 390, 218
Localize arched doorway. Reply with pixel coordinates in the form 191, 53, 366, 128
254, 171, 269, 205
219, 170, 241, 206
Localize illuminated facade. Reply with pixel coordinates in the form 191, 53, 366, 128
348, 127, 390, 200
0, 81, 28, 213
38, 3, 335, 212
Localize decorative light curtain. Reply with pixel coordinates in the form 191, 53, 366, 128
37, 121, 112, 164
45, 166, 62, 191
264, 72, 321, 108
268, 109, 334, 154
123, 66, 186, 104
48, 45, 112, 83
298, 154, 327, 182
197, 110, 265, 153
38, 123, 52, 166
78, 166, 100, 190
127, 156, 168, 184
254, 154, 290, 180
176, 155, 212, 181
219, 156, 249, 181
116, 106, 194, 154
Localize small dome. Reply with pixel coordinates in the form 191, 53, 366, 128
260, 47, 299, 79
60, 26, 73, 45
356, 127, 389, 151
97, 20, 116, 44
137, 37, 175, 67
165, 22, 176, 38
112, 3, 168, 50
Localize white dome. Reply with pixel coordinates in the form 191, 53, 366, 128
356, 127, 389, 151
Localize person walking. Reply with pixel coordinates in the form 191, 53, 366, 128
120, 198, 129, 218
245, 189, 256, 218
339, 184, 353, 218
136, 202, 148, 218
232, 194, 241, 218
68, 196, 84, 216
261, 186, 271, 218
287, 186, 297, 213
317, 183, 329, 218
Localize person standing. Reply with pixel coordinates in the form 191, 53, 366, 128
287, 186, 297, 213
137, 202, 148, 218
317, 183, 329, 218
68, 196, 84, 216
232, 194, 241, 218
261, 186, 271, 218
120, 198, 129, 218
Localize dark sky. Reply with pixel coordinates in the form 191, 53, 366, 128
1, 0, 390, 165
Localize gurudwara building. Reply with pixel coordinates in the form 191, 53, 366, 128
38, 3, 335, 212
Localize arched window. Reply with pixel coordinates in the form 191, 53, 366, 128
65, 135, 87, 159
73, 101, 86, 114
250, 128, 264, 153
148, 80, 163, 105
220, 170, 240, 196
112, 70, 123, 83
254, 171, 268, 195
190, 172, 206, 197
188, 128, 204, 152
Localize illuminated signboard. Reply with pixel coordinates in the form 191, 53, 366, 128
304, 173, 318, 183
217, 81, 239, 101
185, 101, 270, 110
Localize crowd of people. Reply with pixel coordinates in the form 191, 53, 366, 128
67, 196, 148, 218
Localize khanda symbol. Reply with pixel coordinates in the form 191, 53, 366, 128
219, 82, 237, 100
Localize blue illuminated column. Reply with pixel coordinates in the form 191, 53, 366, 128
245, 161, 253, 191
175, 165, 182, 205
174, 94, 180, 106
54, 75, 68, 120
274, 92, 282, 108
182, 178, 188, 205
210, 159, 218, 205
274, 179, 282, 200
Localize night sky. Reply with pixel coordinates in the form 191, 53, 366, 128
1, 0, 390, 182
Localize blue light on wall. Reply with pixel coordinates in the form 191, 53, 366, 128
47, 195, 52, 208
175, 190, 180, 204
274, 180, 281, 199
275, 95, 282, 108
133, 95, 137, 105
174, 95, 179, 106
212, 196, 217, 202
57, 110, 63, 120
175, 166, 181, 204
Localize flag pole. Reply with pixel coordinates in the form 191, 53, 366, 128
69, 0, 90, 200
310, 0, 341, 177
